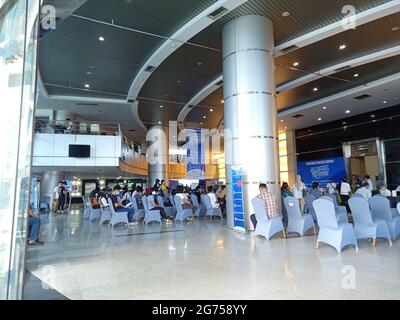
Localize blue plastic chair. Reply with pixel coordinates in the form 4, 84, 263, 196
203, 194, 223, 220
327, 193, 347, 215
284, 196, 315, 237
369, 195, 400, 240
143, 196, 162, 225
348, 197, 392, 246
313, 199, 358, 253
173, 195, 194, 223
157, 196, 175, 218
107, 198, 129, 228
251, 196, 285, 240
131, 195, 145, 222
320, 196, 348, 223
191, 194, 206, 217
99, 204, 112, 225
304, 194, 317, 221
83, 200, 91, 220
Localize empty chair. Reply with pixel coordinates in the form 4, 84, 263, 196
99, 204, 112, 225
107, 198, 129, 228
157, 196, 175, 218
39, 196, 51, 213
348, 197, 391, 246
131, 196, 145, 222
169, 194, 177, 213
90, 123, 100, 134
251, 196, 285, 240
174, 195, 194, 223
304, 194, 317, 221
143, 196, 161, 225
203, 194, 223, 220
320, 196, 348, 224
191, 194, 206, 217
284, 196, 315, 237
369, 195, 400, 240
313, 199, 358, 253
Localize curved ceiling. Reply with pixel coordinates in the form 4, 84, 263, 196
38, 0, 400, 140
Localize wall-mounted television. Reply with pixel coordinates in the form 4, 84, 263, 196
69, 144, 90, 158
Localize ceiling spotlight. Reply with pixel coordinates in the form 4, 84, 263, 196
313, 87, 318, 92
160, 105, 163, 108
86, 71, 92, 75
353, 73, 359, 78
203, 116, 207, 119
373, 120, 376, 122
342, 122, 347, 125
293, 62, 299, 67
196, 61, 203, 66
221, 100, 224, 104
318, 118, 322, 121
210, 109, 214, 112
323, 106, 327, 110
177, 80, 182, 84
98, 36, 105, 42
339, 44, 347, 50
158, 121, 162, 125
280, 119, 284, 122
345, 110, 351, 114
383, 100, 387, 104
84, 84, 90, 88
282, 11, 290, 17
371, 114, 375, 118
284, 127, 288, 130
392, 26, 400, 31
200, 122, 204, 125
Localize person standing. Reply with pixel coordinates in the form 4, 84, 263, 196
53, 181, 66, 214
339, 177, 351, 210
326, 178, 337, 195
364, 175, 374, 191
293, 175, 306, 213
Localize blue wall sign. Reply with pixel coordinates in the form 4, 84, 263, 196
232, 165, 245, 231
297, 157, 346, 187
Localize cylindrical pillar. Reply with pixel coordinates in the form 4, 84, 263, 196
223, 15, 280, 230
40, 171, 64, 210
147, 125, 169, 188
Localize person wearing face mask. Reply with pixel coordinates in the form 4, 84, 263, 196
109, 185, 136, 226
147, 187, 173, 224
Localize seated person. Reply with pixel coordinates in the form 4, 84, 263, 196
109, 185, 136, 226
250, 183, 280, 228
28, 205, 44, 245
133, 186, 144, 209
99, 189, 109, 208
310, 182, 323, 199
89, 183, 101, 209
176, 185, 194, 210
147, 188, 173, 224
379, 184, 391, 197
355, 182, 372, 200
194, 185, 203, 203
281, 182, 294, 198
216, 185, 227, 212
207, 186, 220, 208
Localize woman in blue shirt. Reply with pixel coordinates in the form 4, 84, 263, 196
281, 182, 294, 198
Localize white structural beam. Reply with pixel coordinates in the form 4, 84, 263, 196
277, 45, 400, 92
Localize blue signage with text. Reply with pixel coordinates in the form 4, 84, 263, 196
232, 166, 245, 231
297, 157, 346, 187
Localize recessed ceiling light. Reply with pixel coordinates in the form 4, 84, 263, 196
353, 73, 359, 78
339, 44, 347, 50
342, 121, 347, 125
284, 126, 287, 130
322, 106, 327, 110
392, 26, 400, 31
196, 61, 203, 66
313, 87, 318, 92
200, 122, 204, 125
373, 120, 376, 122
383, 100, 387, 104
158, 121, 162, 124
318, 118, 322, 121
98, 36, 105, 42
280, 119, 284, 122
177, 80, 182, 84
86, 71, 92, 75
371, 114, 375, 118
293, 62, 299, 67
84, 84, 90, 88
203, 116, 207, 119
345, 110, 351, 114
221, 100, 224, 104
282, 11, 290, 17
210, 109, 214, 112
160, 105, 163, 108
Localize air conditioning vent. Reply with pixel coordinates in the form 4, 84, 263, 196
127, 99, 135, 103
334, 65, 351, 72
187, 105, 195, 109
128, 129, 136, 132
280, 45, 299, 54
215, 80, 224, 86
144, 65, 157, 73
292, 114, 305, 119
354, 94, 372, 100
207, 7, 228, 20
76, 103, 98, 106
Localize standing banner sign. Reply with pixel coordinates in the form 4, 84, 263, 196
187, 129, 205, 179
232, 165, 245, 231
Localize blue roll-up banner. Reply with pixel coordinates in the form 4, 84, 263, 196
187, 129, 205, 179
297, 157, 346, 187
232, 165, 245, 231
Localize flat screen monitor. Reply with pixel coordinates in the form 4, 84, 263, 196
69, 144, 90, 158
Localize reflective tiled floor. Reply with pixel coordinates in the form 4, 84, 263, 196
25, 207, 400, 300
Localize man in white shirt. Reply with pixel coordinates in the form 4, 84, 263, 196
365, 175, 374, 191
326, 178, 337, 195
207, 186, 220, 208
379, 184, 391, 197
356, 182, 372, 200
340, 178, 351, 209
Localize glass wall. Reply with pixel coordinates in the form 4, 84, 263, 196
0, 0, 39, 299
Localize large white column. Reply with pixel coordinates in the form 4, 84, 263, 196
147, 125, 169, 187
223, 15, 280, 230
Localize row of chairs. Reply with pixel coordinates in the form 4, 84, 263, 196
84, 193, 223, 228
252, 194, 400, 253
